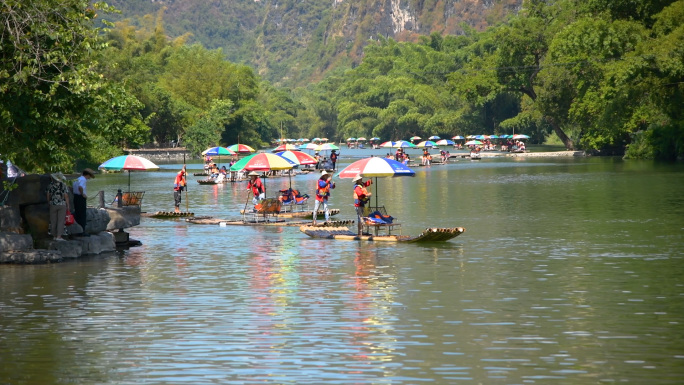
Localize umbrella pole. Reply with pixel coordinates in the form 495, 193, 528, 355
184, 152, 189, 213
128, 170, 131, 193
375, 177, 378, 209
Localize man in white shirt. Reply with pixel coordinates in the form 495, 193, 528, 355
72, 168, 95, 236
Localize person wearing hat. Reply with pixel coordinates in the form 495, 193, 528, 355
312, 171, 336, 225
46, 172, 70, 241
329, 149, 338, 170
72, 168, 95, 236
247, 171, 265, 205
173, 165, 187, 213
352, 175, 372, 236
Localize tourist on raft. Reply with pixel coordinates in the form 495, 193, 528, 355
247, 171, 265, 205
352, 175, 372, 236
312, 171, 335, 225
173, 165, 187, 213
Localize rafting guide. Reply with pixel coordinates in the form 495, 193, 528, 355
352, 175, 372, 236
173, 165, 187, 213
312, 171, 335, 225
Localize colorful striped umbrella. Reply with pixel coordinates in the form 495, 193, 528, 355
230, 153, 296, 172
436, 139, 455, 146
272, 143, 298, 152
337, 157, 415, 208
314, 143, 340, 151
202, 146, 236, 156
415, 140, 437, 148
380, 140, 415, 148
228, 144, 256, 153
98, 155, 159, 171
275, 150, 317, 166
465, 140, 483, 146
428, 135, 441, 140
98, 155, 159, 192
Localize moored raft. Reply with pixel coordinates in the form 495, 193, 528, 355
300, 224, 465, 243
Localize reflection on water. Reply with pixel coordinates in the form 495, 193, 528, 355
1, 157, 684, 384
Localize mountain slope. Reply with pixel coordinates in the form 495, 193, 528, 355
105, 0, 521, 86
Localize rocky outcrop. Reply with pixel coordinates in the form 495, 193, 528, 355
0, 173, 138, 264
106, 206, 141, 230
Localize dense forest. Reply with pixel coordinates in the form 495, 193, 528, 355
1, 0, 682, 175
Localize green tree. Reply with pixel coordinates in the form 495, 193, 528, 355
0, 0, 143, 172
184, 99, 234, 155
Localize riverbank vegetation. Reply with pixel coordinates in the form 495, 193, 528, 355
1, 0, 682, 174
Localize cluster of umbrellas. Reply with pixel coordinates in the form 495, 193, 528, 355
272, 143, 340, 152
275, 138, 329, 144
467, 134, 530, 140
97, 150, 416, 216
379, 134, 530, 148
201, 144, 256, 157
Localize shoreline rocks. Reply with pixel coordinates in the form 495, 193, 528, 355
0, 174, 140, 264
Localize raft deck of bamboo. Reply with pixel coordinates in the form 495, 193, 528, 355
300, 225, 465, 242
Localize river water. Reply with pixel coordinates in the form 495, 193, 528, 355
2, 150, 683, 384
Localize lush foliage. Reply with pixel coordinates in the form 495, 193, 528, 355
0, 0, 147, 173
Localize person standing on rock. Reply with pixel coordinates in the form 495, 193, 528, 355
72, 168, 95, 236
46, 172, 70, 241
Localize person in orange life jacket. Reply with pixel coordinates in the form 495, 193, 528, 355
173, 165, 187, 213
352, 175, 372, 236
329, 150, 338, 170
312, 171, 336, 225
247, 171, 265, 205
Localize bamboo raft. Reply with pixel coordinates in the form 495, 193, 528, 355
197, 178, 229, 185
238, 208, 340, 219
186, 217, 354, 227
145, 211, 195, 219
300, 224, 465, 243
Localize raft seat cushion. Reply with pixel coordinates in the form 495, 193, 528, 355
368, 210, 394, 223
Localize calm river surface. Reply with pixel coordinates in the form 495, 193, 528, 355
2, 150, 684, 384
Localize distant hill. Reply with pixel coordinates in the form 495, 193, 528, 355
105, 0, 521, 86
